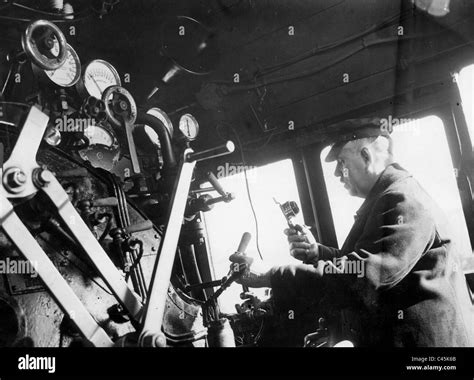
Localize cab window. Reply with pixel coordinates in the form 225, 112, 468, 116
202, 158, 303, 313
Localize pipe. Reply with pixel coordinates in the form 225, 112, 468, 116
136, 112, 177, 170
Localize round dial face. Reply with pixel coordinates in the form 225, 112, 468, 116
79, 124, 120, 171
82, 60, 121, 99
178, 114, 199, 141
84, 125, 114, 147
44, 44, 81, 87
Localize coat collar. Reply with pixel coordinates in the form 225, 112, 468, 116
355, 163, 412, 218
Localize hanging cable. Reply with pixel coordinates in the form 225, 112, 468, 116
255, 8, 413, 77
231, 127, 263, 261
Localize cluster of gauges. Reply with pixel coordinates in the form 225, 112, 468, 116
37, 41, 200, 173
37, 43, 123, 167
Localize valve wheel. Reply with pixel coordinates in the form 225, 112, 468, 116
21, 20, 67, 70
82, 96, 107, 123
102, 85, 137, 127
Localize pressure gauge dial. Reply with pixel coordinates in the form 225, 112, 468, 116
44, 44, 81, 87
78, 59, 121, 99
179, 113, 199, 141
83, 125, 115, 147
78, 123, 120, 171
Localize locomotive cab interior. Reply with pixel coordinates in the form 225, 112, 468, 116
0, 0, 473, 349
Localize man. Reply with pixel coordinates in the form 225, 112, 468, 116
238, 119, 474, 347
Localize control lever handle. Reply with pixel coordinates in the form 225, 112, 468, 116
186, 141, 235, 163
206, 171, 235, 203
206, 171, 226, 197
204, 233, 252, 306
205, 194, 236, 206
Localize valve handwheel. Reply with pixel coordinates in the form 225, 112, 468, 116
102, 85, 137, 127
21, 20, 67, 70
82, 96, 107, 124
102, 85, 140, 174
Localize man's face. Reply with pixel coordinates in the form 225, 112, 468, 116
334, 144, 369, 198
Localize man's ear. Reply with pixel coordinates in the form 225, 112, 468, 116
360, 147, 371, 164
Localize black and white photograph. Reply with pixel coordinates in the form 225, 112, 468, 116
0, 0, 473, 377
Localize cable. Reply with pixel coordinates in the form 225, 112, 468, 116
231, 127, 263, 261
0, 101, 31, 108
213, 9, 470, 92
256, 8, 412, 77
0, 15, 31, 22
36, 234, 114, 296
213, 26, 452, 94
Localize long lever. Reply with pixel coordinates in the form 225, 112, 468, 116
229, 232, 253, 294
138, 141, 235, 347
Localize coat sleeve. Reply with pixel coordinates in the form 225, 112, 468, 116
269, 264, 328, 312
318, 244, 343, 261
323, 189, 438, 308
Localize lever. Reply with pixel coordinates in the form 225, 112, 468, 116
186, 141, 235, 163
205, 232, 253, 306
185, 193, 235, 216
229, 232, 253, 294
206, 171, 226, 196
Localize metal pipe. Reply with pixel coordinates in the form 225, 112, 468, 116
136, 112, 177, 170
186, 141, 235, 163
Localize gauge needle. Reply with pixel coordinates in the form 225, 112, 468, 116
88, 74, 102, 95
186, 120, 190, 136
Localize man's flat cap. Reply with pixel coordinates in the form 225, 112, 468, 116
324, 118, 390, 162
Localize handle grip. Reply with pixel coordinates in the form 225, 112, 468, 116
206, 171, 227, 196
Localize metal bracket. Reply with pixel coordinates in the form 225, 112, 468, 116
0, 106, 143, 346
38, 169, 144, 321
139, 149, 196, 347
138, 141, 235, 347
0, 192, 114, 347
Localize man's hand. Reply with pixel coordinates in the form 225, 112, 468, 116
285, 226, 319, 264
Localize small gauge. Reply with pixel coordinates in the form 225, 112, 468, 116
178, 113, 199, 141
78, 59, 121, 99
44, 44, 81, 87
78, 123, 120, 171
83, 125, 114, 147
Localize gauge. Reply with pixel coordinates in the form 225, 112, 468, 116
83, 125, 114, 147
44, 44, 81, 87
78, 59, 121, 99
178, 113, 199, 141
78, 123, 120, 171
